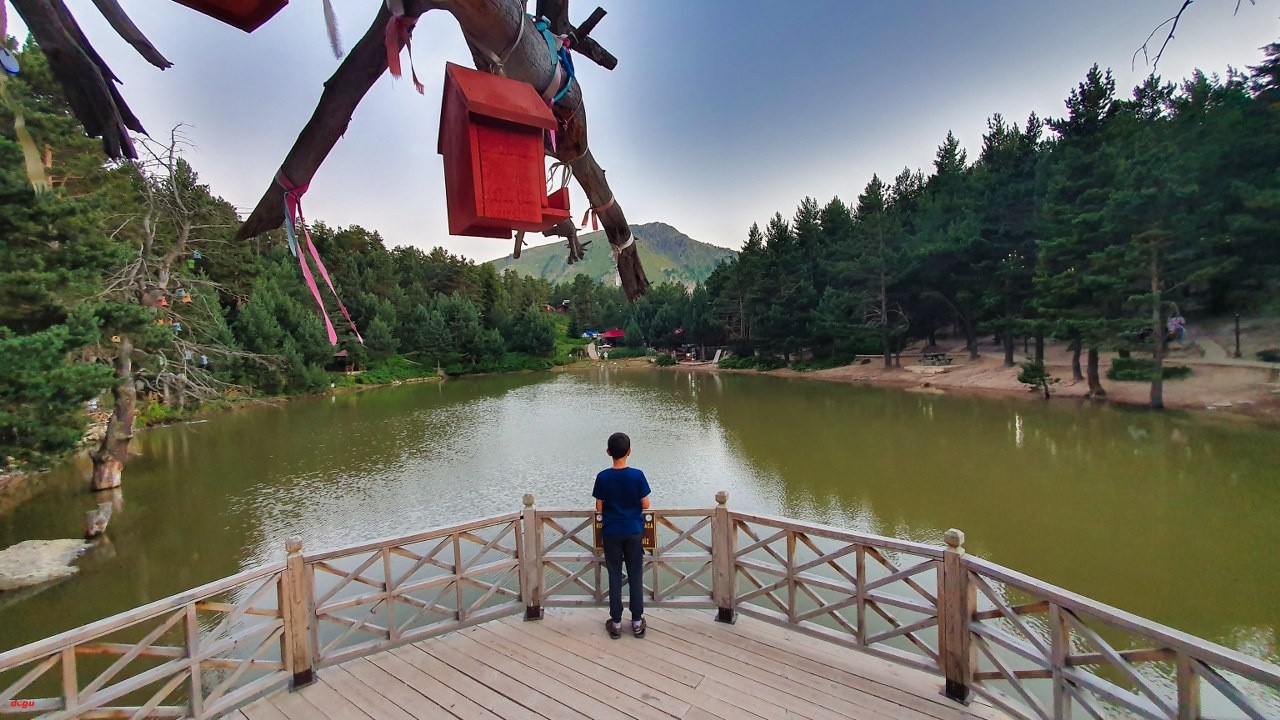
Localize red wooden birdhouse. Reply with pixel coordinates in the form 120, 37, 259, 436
438, 63, 571, 239
171, 0, 288, 32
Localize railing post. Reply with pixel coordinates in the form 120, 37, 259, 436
282, 537, 315, 688
1176, 653, 1200, 720
521, 494, 543, 620
1050, 604, 1071, 719
940, 528, 973, 703
711, 490, 736, 623
60, 646, 78, 715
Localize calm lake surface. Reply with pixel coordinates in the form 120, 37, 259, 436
2, 368, 1278, 666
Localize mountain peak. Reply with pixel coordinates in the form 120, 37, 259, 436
487, 223, 736, 287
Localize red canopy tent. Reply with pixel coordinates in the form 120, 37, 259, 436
601, 329, 625, 340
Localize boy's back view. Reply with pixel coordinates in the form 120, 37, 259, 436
592, 432, 651, 638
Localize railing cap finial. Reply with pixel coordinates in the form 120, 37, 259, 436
943, 528, 965, 549
285, 535, 303, 554
715, 490, 728, 506
523, 493, 535, 508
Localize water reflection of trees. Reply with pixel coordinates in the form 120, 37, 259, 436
699, 376, 1280, 655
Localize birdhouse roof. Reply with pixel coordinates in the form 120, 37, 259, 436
171, 0, 288, 32
442, 63, 557, 132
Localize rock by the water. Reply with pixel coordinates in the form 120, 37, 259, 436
0, 539, 90, 591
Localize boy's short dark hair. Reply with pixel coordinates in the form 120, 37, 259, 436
607, 432, 630, 459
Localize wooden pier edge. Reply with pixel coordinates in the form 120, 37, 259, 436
2, 493, 1279, 720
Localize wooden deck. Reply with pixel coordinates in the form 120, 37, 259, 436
225, 609, 1007, 720
6, 500, 1278, 719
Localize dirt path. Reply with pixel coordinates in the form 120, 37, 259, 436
676, 347, 1280, 424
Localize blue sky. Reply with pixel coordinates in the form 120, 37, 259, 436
9, 1, 1279, 259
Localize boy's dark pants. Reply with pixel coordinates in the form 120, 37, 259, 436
603, 533, 644, 623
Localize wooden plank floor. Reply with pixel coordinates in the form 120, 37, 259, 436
227, 609, 1010, 720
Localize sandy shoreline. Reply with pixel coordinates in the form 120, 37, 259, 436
667, 351, 1280, 424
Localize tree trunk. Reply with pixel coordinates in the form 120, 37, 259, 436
928, 328, 937, 347
1002, 332, 1015, 368
91, 337, 135, 491
1087, 348, 1105, 398
1034, 334, 1045, 364
963, 316, 978, 361
1069, 336, 1083, 381
881, 272, 891, 369
1150, 246, 1164, 410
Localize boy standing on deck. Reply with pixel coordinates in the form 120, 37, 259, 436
593, 432, 651, 639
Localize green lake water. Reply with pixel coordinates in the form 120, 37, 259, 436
2, 368, 1277, 669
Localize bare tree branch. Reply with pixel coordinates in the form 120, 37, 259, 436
1133, 0, 1194, 72
1133, 0, 1256, 72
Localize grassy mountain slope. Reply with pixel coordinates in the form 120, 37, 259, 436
488, 222, 736, 286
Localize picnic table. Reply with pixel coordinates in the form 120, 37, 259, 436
921, 350, 952, 366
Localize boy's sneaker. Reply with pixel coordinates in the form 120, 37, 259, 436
632, 618, 646, 638
605, 619, 622, 639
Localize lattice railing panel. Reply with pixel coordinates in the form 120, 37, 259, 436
539, 512, 601, 605
965, 557, 1280, 720
538, 510, 716, 608
0, 565, 288, 719
308, 513, 522, 667
649, 512, 714, 606
729, 513, 943, 674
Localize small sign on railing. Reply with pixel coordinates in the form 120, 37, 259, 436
593, 511, 656, 552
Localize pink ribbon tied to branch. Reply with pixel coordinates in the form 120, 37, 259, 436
581, 196, 614, 232
277, 172, 363, 346
384, 7, 423, 94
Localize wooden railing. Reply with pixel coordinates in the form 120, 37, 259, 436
0, 563, 290, 719
530, 496, 716, 614
303, 511, 523, 668
725, 510, 946, 675
962, 555, 1280, 720
3, 492, 1278, 719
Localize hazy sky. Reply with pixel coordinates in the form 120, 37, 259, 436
10, 1, 1279, 260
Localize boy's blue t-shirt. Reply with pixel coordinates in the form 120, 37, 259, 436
592, 467, 651, 536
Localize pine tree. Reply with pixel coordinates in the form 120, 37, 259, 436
842, 175, 904, 368
1103, 75, 1234, 408
914, 132, 986, 359
973, 113, 1043, 366
1037, 66, 1124, 395
507, 307, 557, 357
0, 311, 113, 465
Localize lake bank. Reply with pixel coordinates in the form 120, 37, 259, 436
2, 370, 1276, 662
6, 347, 1273, 505
674, 351, 1280, 424
0, 373, 447, 509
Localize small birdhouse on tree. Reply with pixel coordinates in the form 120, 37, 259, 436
438, 62, 571, 239
171, 0, 288, 32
